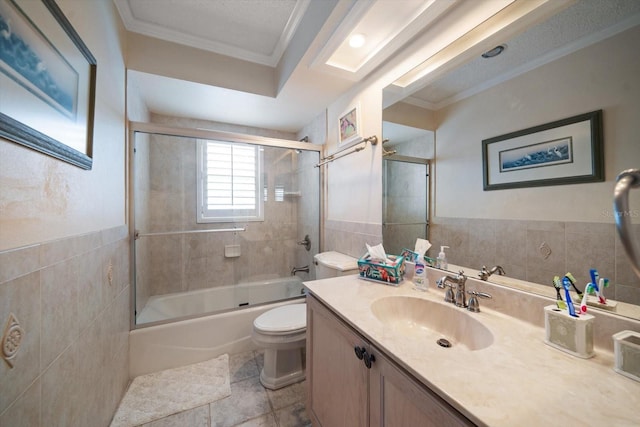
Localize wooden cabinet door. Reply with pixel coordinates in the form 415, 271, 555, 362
369, 350, 475, 427
307, 295, 370, 427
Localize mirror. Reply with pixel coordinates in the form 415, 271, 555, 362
381, 122, 433, 255
381, 1, 640, 321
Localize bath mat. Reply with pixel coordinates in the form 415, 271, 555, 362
110, 354, 231, 427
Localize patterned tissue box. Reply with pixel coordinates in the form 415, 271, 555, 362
357, 253, 405, 286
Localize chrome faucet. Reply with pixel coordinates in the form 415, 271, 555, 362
291, 265, 309, 276
438, 270, 467, 308
478, 265, 505, 281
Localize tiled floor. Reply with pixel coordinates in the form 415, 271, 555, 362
140, 350, 311, 427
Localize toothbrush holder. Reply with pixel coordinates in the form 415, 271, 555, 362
544, 305, 594, 358
613, 330, 640, 382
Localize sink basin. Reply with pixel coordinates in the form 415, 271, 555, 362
370, 296, 494, 351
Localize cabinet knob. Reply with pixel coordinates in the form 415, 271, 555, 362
363, 350, 375, 369
354, 345, 364, 360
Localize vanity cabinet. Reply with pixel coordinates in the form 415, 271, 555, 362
306, 294, 474, 427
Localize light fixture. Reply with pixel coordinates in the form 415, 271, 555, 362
481, 44, 506, 59
348, 33, 366, 48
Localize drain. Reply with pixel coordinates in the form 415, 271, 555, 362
437, 338, 452, 348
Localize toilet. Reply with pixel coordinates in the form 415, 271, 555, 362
252, 251, 358, 389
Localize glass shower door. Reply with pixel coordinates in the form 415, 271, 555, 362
382, 157, 430, 255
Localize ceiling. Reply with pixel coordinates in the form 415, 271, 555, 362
115, 0, 640, 134
115, 0, 306, 67
400, 0, 640, 110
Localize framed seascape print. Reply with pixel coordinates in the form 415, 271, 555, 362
482, 110, 603, 191
0, 0, 96, 170
338, 102, 361, 148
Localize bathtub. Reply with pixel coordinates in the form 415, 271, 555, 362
129, 277, 306, 377
136, 276, 305, 323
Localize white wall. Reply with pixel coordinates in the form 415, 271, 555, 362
326, 89, 383, 226
434, 25, 640, 223
0, 0, 127, 251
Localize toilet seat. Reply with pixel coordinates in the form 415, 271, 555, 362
253, 303, 306, 335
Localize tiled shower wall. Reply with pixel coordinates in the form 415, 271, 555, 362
292, 148, 321, 280
296, 112, 326, 279
137, 135, 301, 298
0, 225, 130, 426
134, 131, 151, 315
383, 160, 428, 255
134, 114, 320, 307
428, 217, 640, 305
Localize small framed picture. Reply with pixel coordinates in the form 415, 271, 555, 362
338, 103, 361, 148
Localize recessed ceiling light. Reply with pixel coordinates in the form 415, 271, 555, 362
349, 33, 366, 48
481, 44, 506, 58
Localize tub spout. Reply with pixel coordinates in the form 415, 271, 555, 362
291, 265, 309, 276
478, 265, 505, 281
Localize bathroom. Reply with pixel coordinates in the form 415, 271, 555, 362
1, 0, 639, 426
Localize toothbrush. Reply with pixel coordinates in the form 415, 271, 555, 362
552, 276, 567, 310
600, 278, 610, 302
580, 284, 592, 313
564, 272, 583, 298
562, 276, 578, 317
589, 269, 606, 304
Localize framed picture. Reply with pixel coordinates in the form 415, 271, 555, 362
482, 110, 603, 191
0, 0, 96, 170
338, 102, 361, 148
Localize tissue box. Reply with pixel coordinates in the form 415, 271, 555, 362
544, 305, 594, 358
613, 330, 640, 382
358, 253, 405, 286
400, 248, 418, 262
400, 248, 435, 268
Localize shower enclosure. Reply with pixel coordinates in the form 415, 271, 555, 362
381, 122, 433, 254
382, 156, 430, 254
130, 123, 320, 326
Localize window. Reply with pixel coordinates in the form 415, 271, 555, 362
197, 139, 264, 223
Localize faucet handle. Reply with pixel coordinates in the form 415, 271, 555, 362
466, 290, 492, 313
444, 286, 455, 303
438, 277, 455, 302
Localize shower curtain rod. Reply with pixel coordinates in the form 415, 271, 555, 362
315, 135, 378, 168
135, 227, 246, 239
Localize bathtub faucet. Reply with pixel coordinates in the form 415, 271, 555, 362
297, 235, 311, 251
291, 265, 310, 276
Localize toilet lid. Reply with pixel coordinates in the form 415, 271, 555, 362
254, 303, 306, 333
314, 251, 358, 271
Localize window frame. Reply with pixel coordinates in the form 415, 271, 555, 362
196, 139, 264, 223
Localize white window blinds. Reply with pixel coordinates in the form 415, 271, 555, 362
197, 139, 263, 223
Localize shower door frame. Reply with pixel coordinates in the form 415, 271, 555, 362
127, 121, 323, 330
382, 155, 431, 253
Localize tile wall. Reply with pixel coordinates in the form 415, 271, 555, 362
429, 217, 640, 305
133, 114, 320, 309
325, 219, 382, 261
0, 225, 130, 426
383, 160, 428, 255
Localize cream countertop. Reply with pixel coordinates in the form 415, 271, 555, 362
304, 273, 640, 427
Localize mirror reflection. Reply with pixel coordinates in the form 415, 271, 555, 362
382, 0, 640, 320
382, 122, 433, 255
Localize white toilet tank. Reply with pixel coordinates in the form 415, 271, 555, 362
314, 251, 359, 279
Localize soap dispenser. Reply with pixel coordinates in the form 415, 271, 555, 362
437, 246, 449, 270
